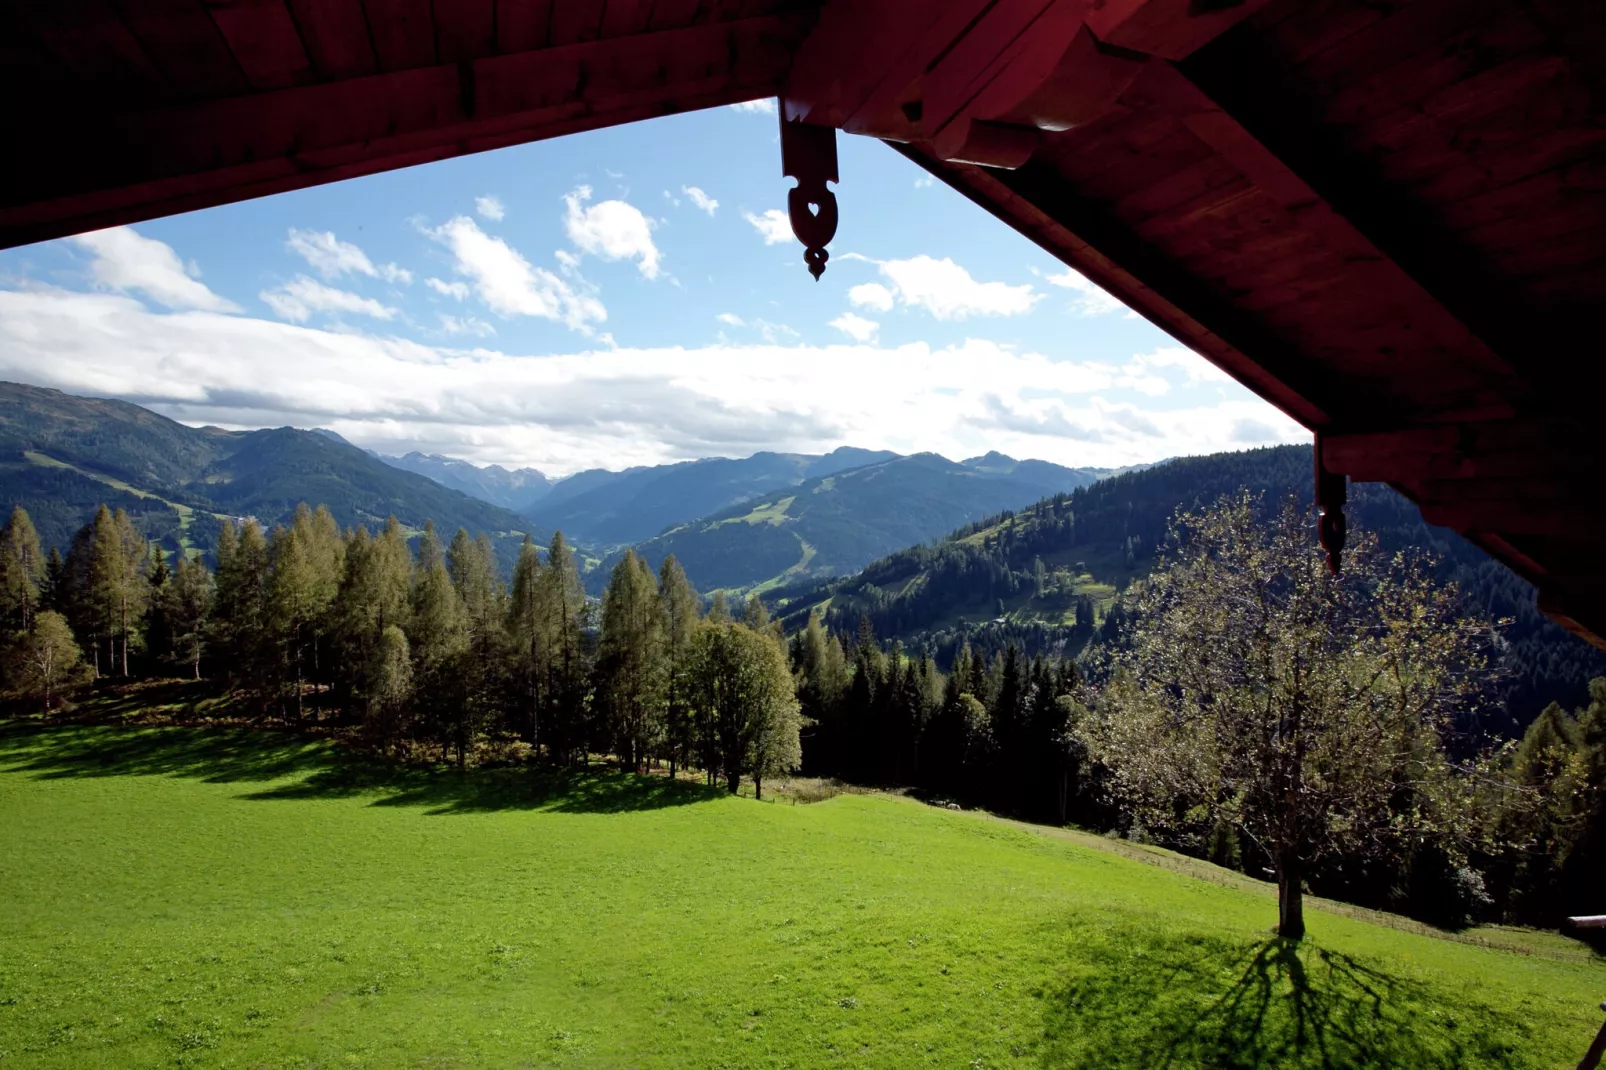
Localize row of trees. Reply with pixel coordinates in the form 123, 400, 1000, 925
0, 503, 802, 797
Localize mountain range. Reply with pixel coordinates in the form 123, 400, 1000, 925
0, 382, 536, 559
0, 383, 1118, 589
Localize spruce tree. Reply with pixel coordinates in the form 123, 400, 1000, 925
596, 551, 666, 773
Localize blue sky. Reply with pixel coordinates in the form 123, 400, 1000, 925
0, 100, 1305, 477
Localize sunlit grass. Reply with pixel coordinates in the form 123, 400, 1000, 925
1, 721, 1602, 1068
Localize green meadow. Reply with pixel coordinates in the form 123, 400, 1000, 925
1, 721, 1603, 1068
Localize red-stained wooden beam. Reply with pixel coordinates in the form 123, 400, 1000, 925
891, 142, 1334, 429
0, 14, 808, 247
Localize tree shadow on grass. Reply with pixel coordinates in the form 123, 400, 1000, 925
1040, 928, 1534, 1068
0, 721, 724, 816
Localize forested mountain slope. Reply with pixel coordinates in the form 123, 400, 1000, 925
775, 445, 1606, 731
598, 452, 1109, 595
0, 382, 535, 560
523, 447, 899, 547
526, 447, 1110, 550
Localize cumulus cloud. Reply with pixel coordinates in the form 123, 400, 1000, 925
286, 229, 410, 284
0, 286, 1307, 475
1045, 266, 1124, 316
829, 313, 878, 342
69, 228, 240, 312
862, 255, 1039, 320
848, 282, 894, 313
743, 209, 793, 245
474, 195, 505, 221
425, 278, 469, 300
427, 215, 605, 333
682, 186, 719, 216
562, 186, 662, 279
730, 98, 777, 114
715, 312, 744, 326
260, 277, 397, 323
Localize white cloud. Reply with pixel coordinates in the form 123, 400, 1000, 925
1046, 267, 1124, 316
755, 320, 799, 344
427, 215, 605, 333
848, 282, 894, 312
730, 98, 777, 114
286, 228, 411, 285
715, 312, 744, 326
829, 313, 879, 342
68, 228, 240, 312
562, 186, 662, 279
914, 174, 935, 189
425, 277, 469, 300
438, 314, 496, 337
869, 255, 1039, 320
682, 186, 719, 216
475, 195, 505, 221
260, 277, 397, 323
744, 209, 792, 245
0, 286, 1308, 474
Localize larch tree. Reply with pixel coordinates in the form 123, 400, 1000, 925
1085, 493, 1493, 941
410, 524, 470, 764
214, 519, 271, 700
537, 531, 591, 764
505, 535, 546, 746
596, 551, 666, 773
367, 624, 414, 753
163, 553, 214, 680
448, 528, 505, 741
658, 555, 701, 777
0, 505, 45, 632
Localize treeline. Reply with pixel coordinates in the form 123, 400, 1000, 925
0, 503, 801, 797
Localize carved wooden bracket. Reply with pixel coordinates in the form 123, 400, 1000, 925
1315, 432, 1347, 574
780, 117, 839, 280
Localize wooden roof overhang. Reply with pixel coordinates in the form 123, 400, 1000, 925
2, 0, 1603, 648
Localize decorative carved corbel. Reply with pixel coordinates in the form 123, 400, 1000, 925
780, 117, 839, 280
1315, 431, 1347, 574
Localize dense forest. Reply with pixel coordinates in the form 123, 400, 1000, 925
2, 485, 1602, 938
776, 445, 1606, 735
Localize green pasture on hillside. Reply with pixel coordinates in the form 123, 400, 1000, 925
2, 720, 1604, 1068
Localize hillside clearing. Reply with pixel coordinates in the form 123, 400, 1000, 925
1, 721, 1603, 1068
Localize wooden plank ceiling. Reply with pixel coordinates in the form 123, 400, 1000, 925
1, 0, 1602, 648
0, 0, 821, 246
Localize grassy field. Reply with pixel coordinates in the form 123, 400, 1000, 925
2, 720, 1604, 1068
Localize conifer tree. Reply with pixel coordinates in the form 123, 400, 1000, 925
410, 525, 470, 763
368, 624, 413, 752
505, 535, 545, 746
214, 519, 270, 700
658, 555, 700, 777
163, 553, 214, 679
0, 506, 45, 633
596, 551, 666, 772
449, 529, 505, 740
538, 532, 591, 764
